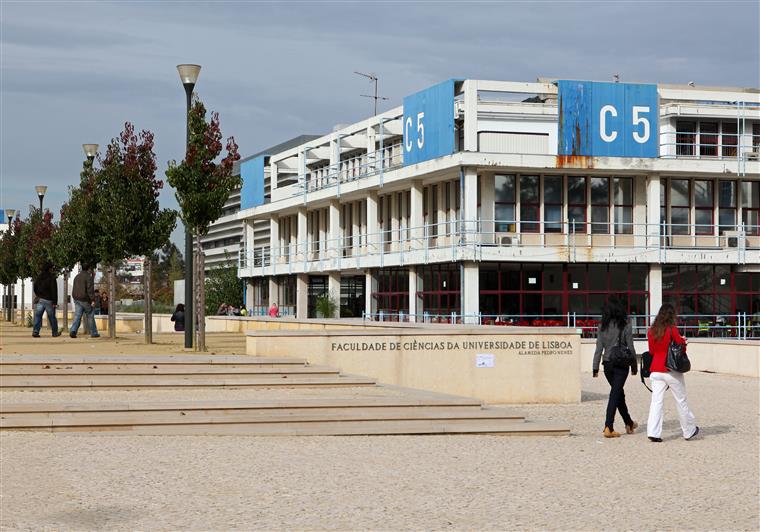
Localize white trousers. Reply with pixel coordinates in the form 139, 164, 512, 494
647, 371, 697, 439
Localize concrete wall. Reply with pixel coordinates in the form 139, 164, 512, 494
580, 339, 760, 378
247, 328, 581, 404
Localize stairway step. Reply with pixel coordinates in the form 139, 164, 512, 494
0, 375, 376, 390
1, 406, 525, 429
0, 355, 307, 366
0, 365, 339, 376
6, 418, 568, 436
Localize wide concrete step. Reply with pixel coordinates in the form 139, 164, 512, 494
0, 374, 376, 390
0, 365, 340, 376
0, 355, 307, 366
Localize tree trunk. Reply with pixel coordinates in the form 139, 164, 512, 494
194, 236, 206, 352
10, 284, 15, 323
144, 258, 152, 344
109, 266, 116, 339
62, 270, 69, 332
199, 250, 206, 352
21, 278, 25, 324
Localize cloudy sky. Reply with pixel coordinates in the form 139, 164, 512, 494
2, 1, 758, 246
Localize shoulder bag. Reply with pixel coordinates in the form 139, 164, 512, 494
665, 327, 691, 373
609, 324, 635, 368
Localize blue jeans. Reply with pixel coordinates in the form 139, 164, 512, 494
71, 300, 98, 336
33, 298, 58, 336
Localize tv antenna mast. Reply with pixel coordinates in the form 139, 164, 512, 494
354, 71, 388, 116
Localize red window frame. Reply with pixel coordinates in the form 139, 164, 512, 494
372, 268, 409, 317
543, 175, 563, 233
613, 177, 633, 235
694, 179, 714, 235
495, 174, 516, 232
700, 122, 719, 157
721, 122, 738, 158
568, 176, 587, 233
519, 175, 540, 233
418, 264, 461, 318
742, 181, 760, 235
670, 178, 691, 235
590, 177, 610, 234
718, 180, 737, 235
676, 120, 696, 156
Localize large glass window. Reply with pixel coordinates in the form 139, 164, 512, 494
519, 175, 539, 232
676, 120, 696, 156
718, 180, 737, 234
568, 176, 587, 233
670, 179, 690, 235
543, 175, 563, 233
372, 268, 409, 318
700, 122, 719, 157
694, 180, 714, 235
590, 177, 609, 234
495, 174, 516, 232
613, 177, 633, 234
742, 181, 760, 235
419, 264, 460, 320
722, 122, 738, 157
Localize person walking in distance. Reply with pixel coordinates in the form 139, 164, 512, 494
171, 303, 185, 332
32, 261, 61, 338
593, 297, 638, 438
646, 303, 699, 442
69, 263, 100, 338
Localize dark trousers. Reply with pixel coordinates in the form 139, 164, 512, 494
604, 363, 633, 430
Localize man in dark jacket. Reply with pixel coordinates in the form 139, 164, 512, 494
32, 261, 60, 337
70, 263, 100, 338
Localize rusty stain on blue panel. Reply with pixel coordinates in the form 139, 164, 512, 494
558, 80, 592, 157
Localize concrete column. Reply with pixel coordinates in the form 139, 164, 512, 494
296, 274, 308, 320
244, 220, 255, 267
462, 262, 480, 324
390, 193, 400, 252
269, 215, 280, 264
449, 180, 457, 237
463, 168, 478, 243
268, 277, 278, 306
297, 208, 307, 261
289, 215, 297, 262
647, 174, 661, 239
649, 264, 662, 324
367, 192, 379, 255
270, 162, 278, 191
480, 173, 495, 244
364, 270, 377, 318
328, 272, 341, 318
246, 279, 255, 310
352, 201, 361, 256
329, 200, 341, 259
408, 267, 418, 322
463, 80, 478, 152
437, 181, 447, 240
318, 209, 326, 259
410, 181, 424, 245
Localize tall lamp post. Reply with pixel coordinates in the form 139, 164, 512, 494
177, 64, 201, 349
5, 209, 16, 322
35, 185, 47, 212
81, 144, 100, 335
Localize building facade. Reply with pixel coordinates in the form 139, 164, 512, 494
237, 78, 760, 333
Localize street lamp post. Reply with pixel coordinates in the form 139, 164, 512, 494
5, 209, 16, 322
81, 144, 100, 335
35, 185, 47, 212
177, 64, 201, 350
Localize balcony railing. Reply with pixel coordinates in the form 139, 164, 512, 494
239, 220, 758, 272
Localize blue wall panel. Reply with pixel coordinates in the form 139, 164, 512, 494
402, 79, 456, 166
240, 155, 268, 210
558, 80, 658, 158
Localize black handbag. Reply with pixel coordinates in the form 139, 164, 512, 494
640, 351, 653, 378
665, 329, 691, 373
609, 325, 635, 368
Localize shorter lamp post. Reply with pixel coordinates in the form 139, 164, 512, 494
35, 185, 47, 212
5, 209, 16, 322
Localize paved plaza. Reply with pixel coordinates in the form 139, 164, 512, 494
1, 325, 758, 530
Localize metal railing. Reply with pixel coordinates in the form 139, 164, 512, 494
361, 311, 760, 340
239, 219, 759, 271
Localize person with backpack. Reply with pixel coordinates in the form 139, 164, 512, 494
592, 297, 638, 438
646, 303, 699, 443
32, 261, 61, 338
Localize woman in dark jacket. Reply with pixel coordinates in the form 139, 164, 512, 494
171, 304, 185, 332
593, 297, 637, 438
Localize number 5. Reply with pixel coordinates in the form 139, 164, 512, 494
416, 112, 425, 150
632, 106, 650, 144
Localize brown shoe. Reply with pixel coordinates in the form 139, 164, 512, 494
625, 421, 639, 435
603, 426, 620, 438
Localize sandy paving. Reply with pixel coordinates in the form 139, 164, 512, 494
1, 370, 757, 531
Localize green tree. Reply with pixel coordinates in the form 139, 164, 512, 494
16, 208, 57, 283
166, 98, 240, 350
204, 258, 244, 315
0, 216, 22, 320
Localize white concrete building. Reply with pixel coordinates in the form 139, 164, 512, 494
237, 78, 760, 334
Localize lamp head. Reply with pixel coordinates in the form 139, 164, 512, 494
5, 208, 16, 220
177, 64, 201, 86
82, 144, 99, 159
35, 185, 48, 197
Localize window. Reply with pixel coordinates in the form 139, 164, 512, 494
670, 179, 690, 235
660, 180, 668, 235
613, 177, 633, 235
719, 181, 737, 234
519, 175, 539, 232
494, 175, 516, 232
543, 176, 563, 233
742, 181, 760, 235
699, 122, 718, 157
676, 120, 696, 156
568, 176, 587, 233
754, 124, 760, 151
722, 122, 738, 158
694, 180, 714, 235
419, 264, 460, 319
590, 177, 609, 234
373, 268, 409, 317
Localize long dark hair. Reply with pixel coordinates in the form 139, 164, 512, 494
651, 303, 676, 341
174, 303, 184, 313
600, 296, 627, 332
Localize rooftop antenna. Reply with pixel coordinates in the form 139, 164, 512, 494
354, 71, 389, 116
613, 74, 620, 83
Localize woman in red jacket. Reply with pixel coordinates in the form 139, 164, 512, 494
646, 303, 699, 442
